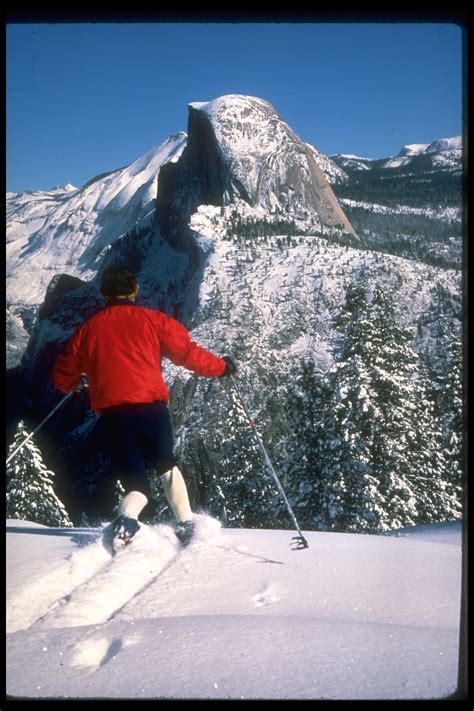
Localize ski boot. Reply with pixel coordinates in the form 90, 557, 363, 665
175, 520, 195, 547
111, 515, 140, 553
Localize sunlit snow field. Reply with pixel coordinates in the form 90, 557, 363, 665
6, 515, 462, 700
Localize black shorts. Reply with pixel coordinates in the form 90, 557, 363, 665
101, 400, 178, 498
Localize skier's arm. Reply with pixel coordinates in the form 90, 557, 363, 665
52, 330, 85, 393
159, 314, 227, 377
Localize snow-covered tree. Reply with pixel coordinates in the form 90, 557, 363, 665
366, 283, 460, 527
284, 361, 335, 526
6, 421, 73, 527
288, 281, 461, 532
440, 335, 464, 486
300, 282, 384, 531
209, 386, 282, 528
421, 283, 464, 490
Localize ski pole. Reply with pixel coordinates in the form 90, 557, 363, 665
228, 374, 309, 550
6, 374, 88, 466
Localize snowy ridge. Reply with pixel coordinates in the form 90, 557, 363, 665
383, 136, 462, 169
6, 132, 186, 306
6, 518, 462, 699
424, 136, 462, 153
398, 143, 430, 157
330, 154, 374, 171
331, 136, 462, 172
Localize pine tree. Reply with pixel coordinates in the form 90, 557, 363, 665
209, 387, 281, 528
284, 285, 377, 531
284, 361, 336, 527
421, 283, 464, 490
318, 282, 384, 530
442, 335, 464, 487
6, 421, 73, 527
366, 283, 460, 528
289, 281, 461, 533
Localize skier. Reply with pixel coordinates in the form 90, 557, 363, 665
52, 265, 237, 549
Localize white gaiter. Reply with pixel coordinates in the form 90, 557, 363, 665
161, 466, 193, 523
118, 490, 148, 519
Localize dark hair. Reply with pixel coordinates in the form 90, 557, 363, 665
100, 266, 137, 297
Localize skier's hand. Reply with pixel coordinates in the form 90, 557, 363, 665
221, 356, 238, 377
73, 373, 89, 391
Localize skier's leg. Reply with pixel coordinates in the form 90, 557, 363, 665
111, 481, 148, 547
113, 469, 150, 543
160, 466, 192, 523
101, 406, 150, 547
139, 402, 195, 545
118, 490, 148, 518
138, 401, 185, 520
102, 405, 153, 505
160, 467, 195, 545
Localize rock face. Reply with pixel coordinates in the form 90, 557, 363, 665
156, 95, 357, 248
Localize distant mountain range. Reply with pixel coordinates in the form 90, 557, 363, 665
330, 135, 462, 173
328, 134, 462, 272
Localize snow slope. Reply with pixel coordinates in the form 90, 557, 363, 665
6, 133, 186, 305
6, 516, 462, 700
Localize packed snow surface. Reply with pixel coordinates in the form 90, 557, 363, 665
6, 516, 462, 700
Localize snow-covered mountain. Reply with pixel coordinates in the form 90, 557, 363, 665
6, 133, 186, 369
6, 96, 354, 312
328, 154, 376, 172
383, 136, 462, 170
6, 96, 356, 368
188, 95, 353, 228
154, 95, 356, 251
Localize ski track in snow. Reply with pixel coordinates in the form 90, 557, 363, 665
7, 515, 222, 633
7, 524, 172, 632
7, 532, 111, 633
23, 524, 182, 631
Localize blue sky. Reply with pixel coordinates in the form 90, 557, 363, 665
6, 20, 464, 193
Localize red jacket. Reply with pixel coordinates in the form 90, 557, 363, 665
52, 299, 226, 410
